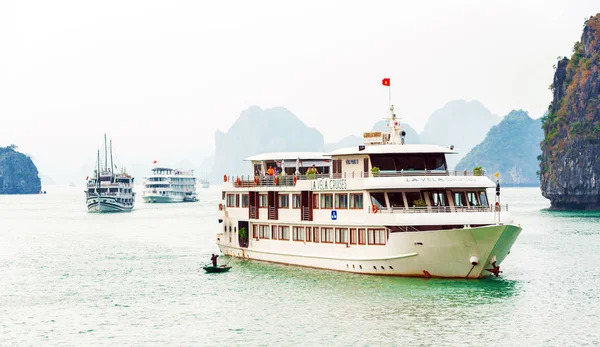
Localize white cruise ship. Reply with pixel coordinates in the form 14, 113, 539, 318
142, 167, 198, 203
85, 135, 135, 213
215, 105, 522, 279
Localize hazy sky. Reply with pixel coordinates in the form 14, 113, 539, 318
1, 1, 598, 182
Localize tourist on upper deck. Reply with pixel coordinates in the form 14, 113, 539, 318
267, 166, 274, 176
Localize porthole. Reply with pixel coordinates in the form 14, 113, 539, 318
373, 266, 377, 270
346, 264, 349, 268
352, 265, 355, 269
389, 266, 394, 270
381, 266, 385, 270
223, 224, 227, 232
359, 265, 362, 270
234, 227, 237, 233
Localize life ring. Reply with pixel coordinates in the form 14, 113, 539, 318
495, 202, 500, 211
274, 176, 279, 185
223, 175, 228, 182
372, 204, 379, 213
293, 176, 298, 185
236, 177, 241, 186
254, 177, 259, 185
219, 203, 223, 211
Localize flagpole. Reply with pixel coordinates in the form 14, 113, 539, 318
388, 85, 392, 107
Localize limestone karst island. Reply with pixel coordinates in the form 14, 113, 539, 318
540, 14, 600, 210
0, 145, 41, 195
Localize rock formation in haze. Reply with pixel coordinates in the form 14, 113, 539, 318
540, 14, 600, 209
212, 106, 324, 180
324, 135, 363, 152
456, 110, 543, 186
420, 100, 501, 169
0, 145, 42, 194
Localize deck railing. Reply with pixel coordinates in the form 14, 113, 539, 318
375, 204, 508, 213
227, 170, 487, 188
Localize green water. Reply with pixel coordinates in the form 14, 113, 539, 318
1, 186, 599, 346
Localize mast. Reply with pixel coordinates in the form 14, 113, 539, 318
104, 133, 108, 172
110, 139, 114, 174
97, 149, 100, 189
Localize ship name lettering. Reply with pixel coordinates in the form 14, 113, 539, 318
311, 178, 347, 190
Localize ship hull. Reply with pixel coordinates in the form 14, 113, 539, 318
87, 196, 134, 213
216, 224, 521, 279
143, 195, 183, 203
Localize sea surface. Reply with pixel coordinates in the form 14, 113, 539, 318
1, 186, 599, 346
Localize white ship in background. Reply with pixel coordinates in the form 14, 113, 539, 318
85, 135, 135, 213
143, 166, 198, 203
215, 100, 522, 279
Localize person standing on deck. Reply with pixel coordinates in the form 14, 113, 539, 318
210, 254, 219, 267
267, 166, 274, 176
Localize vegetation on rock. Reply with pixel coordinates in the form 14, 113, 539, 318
540, 14, 600, 209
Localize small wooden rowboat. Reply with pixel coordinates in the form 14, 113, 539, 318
203, 265, 232, 273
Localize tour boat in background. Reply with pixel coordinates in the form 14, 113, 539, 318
142, 167, 198, 203
85, 135, 135, 213
200, 178, 210, 189
215, 105, 522, 279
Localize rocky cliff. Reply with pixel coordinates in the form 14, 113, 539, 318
456, 110, 543, 186
540, 14, 600, 210
0, 145, 42, 194
420, 100, 501, 169
212, 106, 324, 180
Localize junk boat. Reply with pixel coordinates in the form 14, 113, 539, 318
85, 134, 135, 213
215, 105, 521, 278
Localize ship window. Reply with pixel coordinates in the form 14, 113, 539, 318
312, 194, 319, 209
453, 192, 467, 207
252, 225, 258, 238
306, 227, 312, 242
425, 156, 446, 171
387, 192, 405, 208
236, 194, 240, 207
350, 228, 357, 245
259, 195, 268, 208
370, 192, 386, 208
259, 225, 270, 239
368, 228, 386, 245
292, 194, 301, 209
242, 194, 249, 207
335, 228, 348, 243
226, 194, 236, 207
293, 226, 304, 241
313, 227, 320, 243
430, 191, 447, 207
350, 193, 363, 209
479, 191, 489, 207
358, 228, 366, 245
320, 194, 333, 209
466, 191, 479, 206
271, 225, 277, 239
321, 227, 334, 243
335, 193, 348, 209
278, 194, 290, 209
278, 226, 290, 240
405, 192, 424, 207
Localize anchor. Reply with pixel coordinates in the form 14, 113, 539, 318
485, 261, 502, 277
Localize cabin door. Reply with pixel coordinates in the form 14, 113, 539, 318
268, 191, 278, 220
249, 191, 258, 219
300, 191, 313, 221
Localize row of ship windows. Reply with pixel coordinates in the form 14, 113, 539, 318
245, 225, 388, 245
225, 193, 364, 209
87, 188, 133, 194
225, 190, 490, 209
